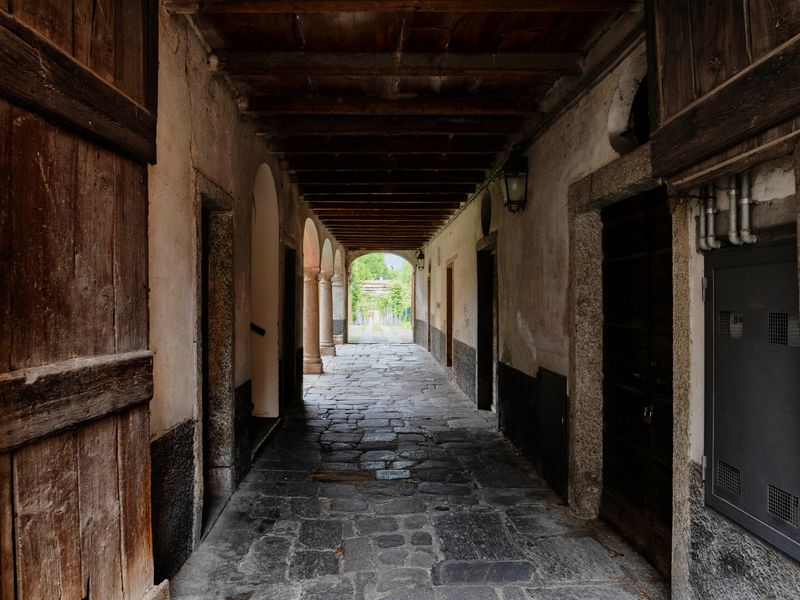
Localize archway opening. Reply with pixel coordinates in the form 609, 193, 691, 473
348, 253, 413, 344
251, 164, 280, 420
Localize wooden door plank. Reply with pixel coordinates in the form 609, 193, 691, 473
653, 0, 695, 120
116, 0, 146, 105
0, 11, 157, 163
75, 140, 116, 357
13, 0, 73, 54
0, 99, 10, 374
114, 159, 149, 353
74, 0, 116, 86
13, 432, 82, 600
748, 0, 800, 60
0, 351, 153, 452
688, 0, 749, 96
10, 110, 77, 369
117, 406, 154, 599
0, 453, 13, 600
78, 417, 125, 600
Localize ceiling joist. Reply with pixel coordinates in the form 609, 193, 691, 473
212, 51, 583, 77
167, 1, 638, 15
256, 116, 524, 136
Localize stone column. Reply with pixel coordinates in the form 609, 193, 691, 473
318, 271, 336, 356
332, 273, 345, 344
303, 266, 323, 374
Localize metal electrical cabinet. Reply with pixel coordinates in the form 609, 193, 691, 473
705, 240, 800, 560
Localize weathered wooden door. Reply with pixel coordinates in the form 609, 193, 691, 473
446, 265, 454, 367
0, 3, 161, 599
600, 186, 673, 577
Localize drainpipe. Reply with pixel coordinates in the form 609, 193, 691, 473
698, 186, 710, 251
727, 175, 743, 246
706, 185, 722, 249
739, 171, 758, 244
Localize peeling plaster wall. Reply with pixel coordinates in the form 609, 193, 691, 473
420, 45, 645, 384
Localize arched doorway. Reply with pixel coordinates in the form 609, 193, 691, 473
302, 219, 323, 373
348, 252, 414, 344
251, 164, 280, 418
333, 249, 346, 344
319, 239, 336, 356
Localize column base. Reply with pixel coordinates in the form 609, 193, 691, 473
303, 357, 323, 374
333, 335, 344, 344
320, 344, 336, 356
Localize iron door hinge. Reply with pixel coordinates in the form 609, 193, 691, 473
701, 276, 708, 303
702, 455, 707, 482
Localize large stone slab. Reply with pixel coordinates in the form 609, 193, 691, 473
433, 513, 523, 560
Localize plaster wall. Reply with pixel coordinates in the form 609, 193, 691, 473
421, 45, 646, 383
148, 10, 300, 438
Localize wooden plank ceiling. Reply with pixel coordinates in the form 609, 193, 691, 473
169, 0, 636, 250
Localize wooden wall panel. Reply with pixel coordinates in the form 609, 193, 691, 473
748, 0, 800, 60
10, 111, 77, 370
12, 0, 73, 54
116, 0, 146, 105
118, 406, 154, 599
75, 141, 117, 357
13, 432, 82, 600
0, 454, 12, 600
0, 99, 10, 374
74, 0, 117, 86
78, 418, 125, 600
114, 159, 149, 353
653, 0, 694, 121
688, 0, 749, 96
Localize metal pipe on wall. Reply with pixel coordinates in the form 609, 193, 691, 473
706, 185, 722, 249
698, 185, 710, 251
739, 171, 758, 244
728, 175, 743, 246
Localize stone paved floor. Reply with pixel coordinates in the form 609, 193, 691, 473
348, 324, 413, 344
171, 344, 668, 600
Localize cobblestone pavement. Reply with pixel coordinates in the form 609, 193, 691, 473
348, 324, 413, 344
171, 344, 668, 600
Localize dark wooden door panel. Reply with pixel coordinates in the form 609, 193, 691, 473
601, 186, 673, 578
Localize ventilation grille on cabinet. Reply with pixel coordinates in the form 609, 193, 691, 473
719, 311, 743, 339
768, 484, 800, 527
768, 313, 800, 346
717, 460, 742, 496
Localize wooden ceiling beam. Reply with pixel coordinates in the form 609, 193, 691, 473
288, 155, 493, 171
300, 183, 476, 194
168, 1, 638, 15
257, 116, 523, 136
307, 194, 466, 203
212, 51, 582, 77
242, 94, 539, 116
298, 171, 485, 184
274, 136, 506, 154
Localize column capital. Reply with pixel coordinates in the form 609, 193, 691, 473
318, 270, 333, 283
331, 273, 344, 286
303, 266, 320, 281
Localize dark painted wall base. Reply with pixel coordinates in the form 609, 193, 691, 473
430, 324, 446, 365
333, 319, 345, 337
151, 419, 196, 582
453, 338, 477, 404
234, 380, 253, 486
414, 319, 427, 347
497, 362, 569, 500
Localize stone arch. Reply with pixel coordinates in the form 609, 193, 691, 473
332, 249, 346, 344
251, 164, 280, 417
321, 239, 334, 274
302, 218, 323, 373
607, 51, 649, 156
303, 218, 321, 269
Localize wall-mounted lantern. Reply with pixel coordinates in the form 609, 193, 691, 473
502, 153, 529, 213
416, 251, 425, 270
